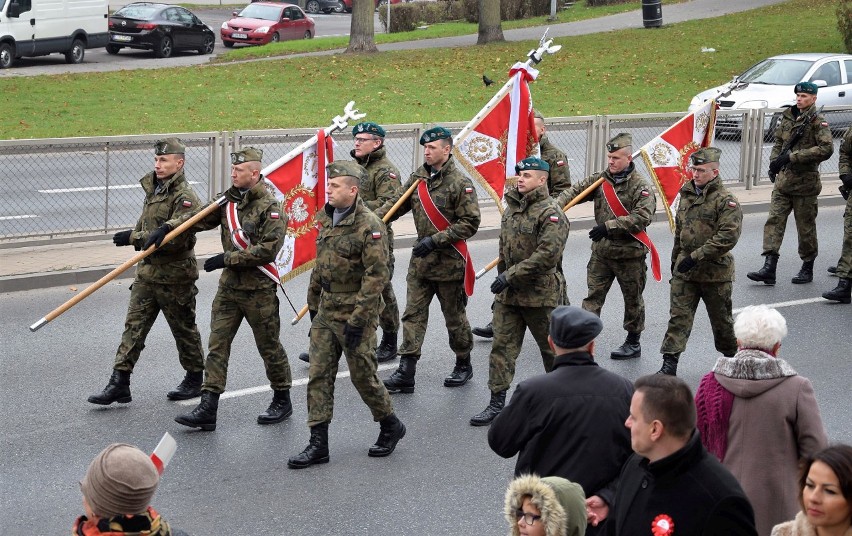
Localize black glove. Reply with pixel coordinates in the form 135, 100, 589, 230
343, 323, 364, 350
677, 257, 697, 273
841, 186, 850, 201
412, 236, 436, 258
840, 174, 852, 190
112, 230, 132, 247
309, 310, 317, 322
769, 153, 791, 176
490, 273, 509, 294
204, 253, 226, 272
589, 223, 608, 242
143, 223, 172, 250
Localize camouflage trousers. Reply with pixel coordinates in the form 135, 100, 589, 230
114, 280, 204, 373
660, 278, 737, 357
378, 248, 400, 334
487, 301, 555, 394
583, 252, 646, 333
836, 197, 852, 278
306, 313, 394, 426
398, 276, 472, 359
201, 283, 292, 394
762, 190, 819, 261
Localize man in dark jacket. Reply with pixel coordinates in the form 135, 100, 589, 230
488, 305, 633, 535
592, 374, 757, 536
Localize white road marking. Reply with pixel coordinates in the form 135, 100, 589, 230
0, 214, 38, 221
175, 362, 399, 405
733, 296, 826, 314
38, 181, 200, 194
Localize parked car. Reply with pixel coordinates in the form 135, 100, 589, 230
107, 3, 215, 58
221, 3, 314, 47
689, 53, 852, 139
329, 0, 402, 14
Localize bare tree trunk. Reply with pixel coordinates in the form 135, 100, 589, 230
477, 0, 504, 44
347, 0, 378, 53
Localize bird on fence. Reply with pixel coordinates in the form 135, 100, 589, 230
482, 74, 494, 87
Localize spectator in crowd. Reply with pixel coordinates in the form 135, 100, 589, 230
504, 474, 587, 536
771, 444, 852, 536
695, 304, 828, 535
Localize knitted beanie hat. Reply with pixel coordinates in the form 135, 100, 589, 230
80, 443, 159, 518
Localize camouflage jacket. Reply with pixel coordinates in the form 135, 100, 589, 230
540, 135, 571, 197
131, 170, 200, 284
307, 195, 388, 327
672, 176, 742, 283
352, 145, 403, 248
496, 184, 569, 307
392, 155, 481, 281
840, 125, 852, 176
192, 180, 287, 290
771, 104, 834, 196
556, 163, 656, 259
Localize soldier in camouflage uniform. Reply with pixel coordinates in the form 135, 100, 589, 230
469, 157, 569, 427
175, 147, 292, 431
747, 82, 834, 286
383, 126, 482, 393
658, 147, 743, 376
288, 161, 405, 469
555, 133, 656, 361
822, 125, 852, 304
88, 138, 205, 406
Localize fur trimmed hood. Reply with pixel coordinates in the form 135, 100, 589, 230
713, 349, 799, 399
504, 475, 586, 536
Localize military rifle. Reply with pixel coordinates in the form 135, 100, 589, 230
769, 105, 824, 182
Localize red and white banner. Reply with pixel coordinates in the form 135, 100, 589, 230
150, 432, 176, 476
639, 99, 718, 231
263, 130, 335, 282
454, 62, 539, 206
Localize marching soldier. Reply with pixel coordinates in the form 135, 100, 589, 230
554, 133, 656, 361
174, 147, 293, 431
88, 138, 205, 406
822, 125, 852, 304
747, 81, 833, 286
469, 157, 568, 426
658, 147, 742, 375
288, 161, 405, 469
383, 127, 481, 393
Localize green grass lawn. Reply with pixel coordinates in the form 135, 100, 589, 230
0, 0, 843, 139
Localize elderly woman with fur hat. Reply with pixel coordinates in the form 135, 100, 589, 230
74, 443, 188, 536
504, 474, 587, 536
694, 304, 828, 536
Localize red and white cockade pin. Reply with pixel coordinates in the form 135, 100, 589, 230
150, 432, 177, 476
651, 514, 674, 536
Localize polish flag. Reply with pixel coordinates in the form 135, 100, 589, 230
263, 130, 334, 282
150, 433, 176, 476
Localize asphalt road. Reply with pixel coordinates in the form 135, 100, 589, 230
1, 206, 850, 535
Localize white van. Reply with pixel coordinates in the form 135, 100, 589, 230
0, 0, 109, 68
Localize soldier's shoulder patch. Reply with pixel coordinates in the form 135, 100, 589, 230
820, 121, 829, 127
464, 186, 474, 194
371, 230, 382, 239
640, 190, 650, 197
181, 199, 193, 208
549, 214, 560, 223
727, 199, 737, 207
556, 160, 566, 167
389, 172, 398, 180
270, 212, 280, 219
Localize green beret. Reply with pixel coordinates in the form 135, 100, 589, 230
794, 81, 818, 95
533, 109, 544, 121
605, 133, 632, 153
352, 122, 385, 138
154, 138, 185, 155
231, 147, 263, 164
690, 147, 722, 166
515, 157, 550, 174
327, 160, 367, 182
420, 126, 453, 146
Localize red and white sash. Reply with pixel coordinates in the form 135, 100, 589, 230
417, 180, 476, 296
601, 181, 662, 282
225, 200, 280, 284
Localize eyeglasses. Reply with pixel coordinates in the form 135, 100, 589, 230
515, 510, 542, 526
689, 166, 714, 174
353, 137, 377, 144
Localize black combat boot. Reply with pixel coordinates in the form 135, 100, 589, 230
257, 389, 293, 425
610, 332, 641, 360
444, 356, 473, 387
469, 390, 507, 427
746, 254, 779, 285
823, 278, 851, 304
166, 370, 203, 401
472, 322, 494, 339
656, 354, 680, 376
791, 260, 814, 284
88, 369, 132, 405
383, 356, 417, 393
828, 265, 837, 275
174, 391, 219, 431
376, 331, 398, 363
298, 352, 309, 363
368, 413, 406, 457
288, 422, 330, 469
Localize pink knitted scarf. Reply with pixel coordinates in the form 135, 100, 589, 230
695, 371, 735, 461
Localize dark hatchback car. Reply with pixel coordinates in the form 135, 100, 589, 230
108, 3, 216, 58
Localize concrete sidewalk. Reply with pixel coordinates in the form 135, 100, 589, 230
1, 180, 846, 293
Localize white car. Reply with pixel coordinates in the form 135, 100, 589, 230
688, 53, 852, 138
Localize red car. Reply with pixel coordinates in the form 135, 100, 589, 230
221, 2, 314, 47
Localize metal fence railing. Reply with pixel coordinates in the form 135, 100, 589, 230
2, 106, 849, 241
